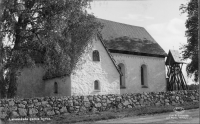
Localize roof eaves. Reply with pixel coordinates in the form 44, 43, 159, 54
43, 74, 69, 81
109, 49, 167, 58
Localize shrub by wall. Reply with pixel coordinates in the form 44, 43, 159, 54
0, 90, 199, 119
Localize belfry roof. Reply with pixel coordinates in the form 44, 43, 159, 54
165, 49, 186, 65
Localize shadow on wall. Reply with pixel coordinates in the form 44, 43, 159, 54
44, 76, 71, 97
16, 67, 46, 98
16, 66, 71, 98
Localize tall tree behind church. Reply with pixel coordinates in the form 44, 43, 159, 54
0, 0, 101, 98
180, 0, 198, 82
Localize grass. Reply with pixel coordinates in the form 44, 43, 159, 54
3, 102, 199, 124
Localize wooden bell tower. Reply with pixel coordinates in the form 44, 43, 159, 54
165, 50, 188, 91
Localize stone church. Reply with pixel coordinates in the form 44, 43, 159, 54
16, 18, 167, 98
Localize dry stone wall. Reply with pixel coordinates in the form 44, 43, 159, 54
0, 90, 199, 119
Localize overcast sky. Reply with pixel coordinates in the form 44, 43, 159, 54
88, 0, 196, 84
89, 0, 188, 52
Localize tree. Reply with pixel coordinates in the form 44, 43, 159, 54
0, 0, 101, 98
180, 0, 198, 82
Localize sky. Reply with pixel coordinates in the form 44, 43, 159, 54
88, 0, 196, 84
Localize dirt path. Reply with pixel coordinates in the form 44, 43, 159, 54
96, 109, 199, 123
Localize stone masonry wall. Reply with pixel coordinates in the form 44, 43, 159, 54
0, 90, 199, 119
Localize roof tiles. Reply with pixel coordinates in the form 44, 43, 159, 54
97, 18, 167, 56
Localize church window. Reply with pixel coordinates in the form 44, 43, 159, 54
94, 80, 100, 90
118, 63, 126, 88
54, 82, 58, 94
141, 65, 148, 88
93, 50, 100, 61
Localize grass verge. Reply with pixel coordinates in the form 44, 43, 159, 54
3, 102, 199, 124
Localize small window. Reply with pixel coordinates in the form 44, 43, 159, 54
141, 65, 148, 88
141, 66, 144, 85
93, 50, 100, 61
54, 82, 58, 94
94, 80, 100, 90
118, 63, 125, 88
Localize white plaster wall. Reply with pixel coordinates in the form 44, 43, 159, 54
112, 53, 166, 94
16, 66, 71, 98
71, 37, 120, 96
44, 76, 71, 97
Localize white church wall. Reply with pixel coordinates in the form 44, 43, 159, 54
71, 37, 120, 96
16, 66, 72, 98
44, 76, 71, 97
112, 53, 166, 94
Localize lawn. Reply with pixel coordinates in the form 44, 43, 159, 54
3, 101, 199, 124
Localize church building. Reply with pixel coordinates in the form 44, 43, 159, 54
16, 19, 167, 98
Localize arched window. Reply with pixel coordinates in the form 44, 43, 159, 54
54, 82, 58, 94
93, 50, 100, 61
141, 66, 144, 85
118, 63, 125, 88
94, 80, 100, 90
141, 65, 148, 88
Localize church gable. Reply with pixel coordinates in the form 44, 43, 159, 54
71, 35, 120, 96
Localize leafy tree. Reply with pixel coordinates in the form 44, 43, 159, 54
0, 0, 101, 98
180, 0, 198, 82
